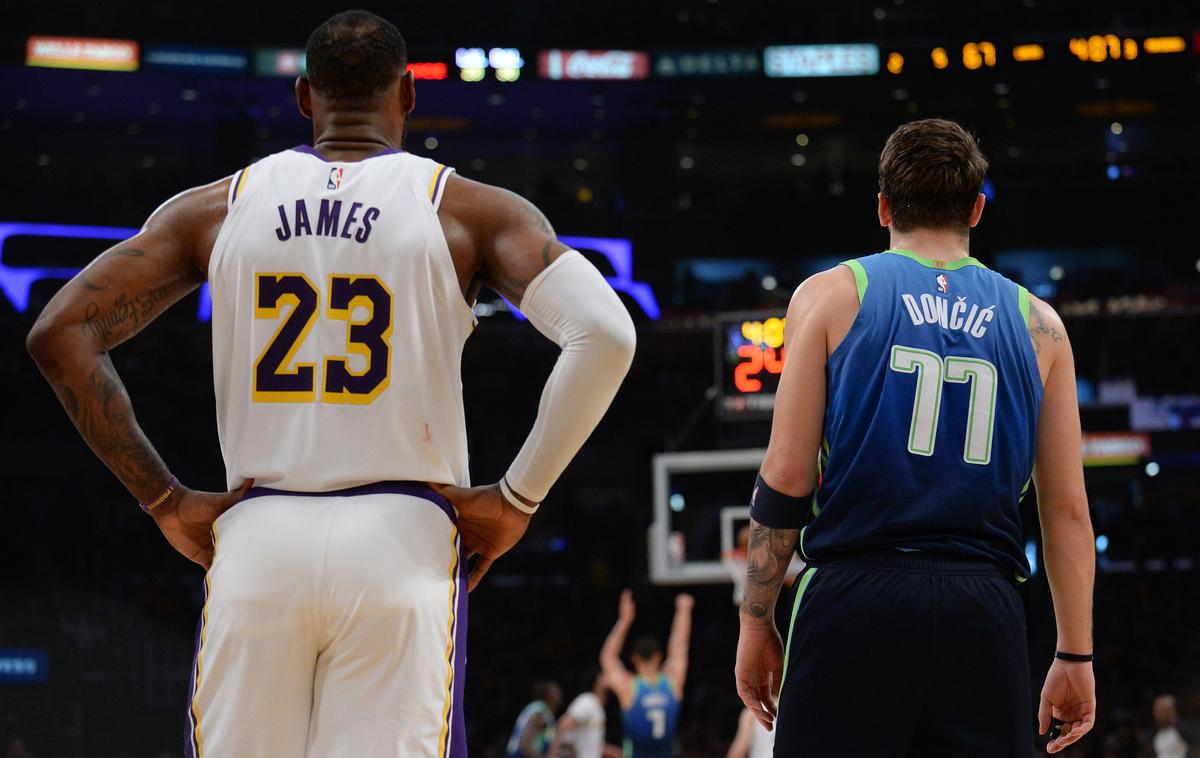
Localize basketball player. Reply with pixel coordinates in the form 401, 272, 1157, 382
26, 11, 635, 756
550, 669, 620, 758
726, 708, 774, 758
600, 591, 693, 757
506, 681, 563, 758
733, 119, 1096, 756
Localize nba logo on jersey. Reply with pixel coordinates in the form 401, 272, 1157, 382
327, 166, 344, 189
936, 274, 949, 293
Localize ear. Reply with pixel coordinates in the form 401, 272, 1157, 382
295, 77, 314, 120
878, 193, 892, 228
399, 69, 416, 115
968, 192, 986, 228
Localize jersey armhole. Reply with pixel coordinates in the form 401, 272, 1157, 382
1017, 285, 1031, 326
841, 259, 868, 303
428, 163, 454, 211
228, 164, 252, 207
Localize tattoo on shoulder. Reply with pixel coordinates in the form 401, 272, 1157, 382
1027, 301, 1064, 356
520, 196, 553, 234
739, 523, 799, 620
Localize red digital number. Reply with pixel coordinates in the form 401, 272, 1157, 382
763, 346, 785, 374
734, 345, 764, 392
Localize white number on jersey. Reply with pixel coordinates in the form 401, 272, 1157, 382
889, 345, 998, 465
647, 707, 666, 739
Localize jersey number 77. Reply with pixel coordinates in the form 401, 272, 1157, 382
889, 344, 998, 465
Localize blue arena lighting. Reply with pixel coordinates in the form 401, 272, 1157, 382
495, 234, 660, 321
0, 224, 659, 322
0, 221, 213, 320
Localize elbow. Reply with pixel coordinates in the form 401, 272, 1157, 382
759, 456, 813, 498
25, 315, 60, 368
1041, 489, 1092, 533
594, 310, 637, 372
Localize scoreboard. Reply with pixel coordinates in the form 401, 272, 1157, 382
714, 311, 786, 420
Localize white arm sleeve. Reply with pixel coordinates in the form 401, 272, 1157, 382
503, 250, 636, 506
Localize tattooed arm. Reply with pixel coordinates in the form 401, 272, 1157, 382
740, 522, 801, 623
1026, 296, 1097, 752
26, 178, 250, 568
734, 268, 855, 729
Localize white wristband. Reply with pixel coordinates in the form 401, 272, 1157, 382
500, 478, 539, 515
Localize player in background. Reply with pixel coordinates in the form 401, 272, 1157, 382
26, 11, 635, 756
733, 119, 1096, 756
507, 681, 563, 758
726, 708, 774, 758
601, 591, 693, 758
550, 669, 621, 758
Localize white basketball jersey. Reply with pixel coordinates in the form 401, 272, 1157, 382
208, 146, 473, 491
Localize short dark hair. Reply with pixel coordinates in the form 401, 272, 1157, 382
305, 10, 407, 101
532, 679, 560, 702
879, 118, 989, 233
631, 636, 661, 662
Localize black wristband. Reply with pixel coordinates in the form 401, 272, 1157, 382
748, 473, 810, 529
1054, 651, 1093, 663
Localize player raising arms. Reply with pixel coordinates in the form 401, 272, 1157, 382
27, 11, 635, 757
601, 591, 693, 758
733, 119, 1096, 756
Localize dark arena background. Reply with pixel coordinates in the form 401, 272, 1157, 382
2, 1, 1199, 756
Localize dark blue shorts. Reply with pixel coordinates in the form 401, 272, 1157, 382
773, 551, 1032, 757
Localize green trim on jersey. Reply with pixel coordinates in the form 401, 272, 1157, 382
885, 248, 987, 271
1017, 285, 1031, 326
779, 568, 819, 712
842, 259, 869, 303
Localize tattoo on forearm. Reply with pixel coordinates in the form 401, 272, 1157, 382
1028, 301, 1063, 356
67, 355, 169, 499
740, 524, 799, 620
80, 279, 187, 346
77, 248, 146, 292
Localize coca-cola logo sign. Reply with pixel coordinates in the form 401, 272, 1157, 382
538, 49, 650, 80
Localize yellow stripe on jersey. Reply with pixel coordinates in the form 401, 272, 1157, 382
436, 530, 460, 757
427, 163, 446, 202
190, 523, 219, 757
232, 165, 252, 203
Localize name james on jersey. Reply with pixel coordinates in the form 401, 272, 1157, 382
274, 198, 382, 243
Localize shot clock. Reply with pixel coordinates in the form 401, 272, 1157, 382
713, 311, 787, 421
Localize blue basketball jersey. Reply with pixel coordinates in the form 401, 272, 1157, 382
802, 249, 1042, 579
505, 700, 555, 758
621, 675, 680, 757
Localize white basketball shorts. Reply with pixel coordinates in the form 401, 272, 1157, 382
182, 482, 468, 758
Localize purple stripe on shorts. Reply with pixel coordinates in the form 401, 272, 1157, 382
182, 583, 206, 758
291, 144, 404, 162
241, 480, 457, 524
448, 537, 470, 758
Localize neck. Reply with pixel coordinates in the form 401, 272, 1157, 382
633, 665, 659, 679
888, 227, 971, 262
311, 109, 402, 160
